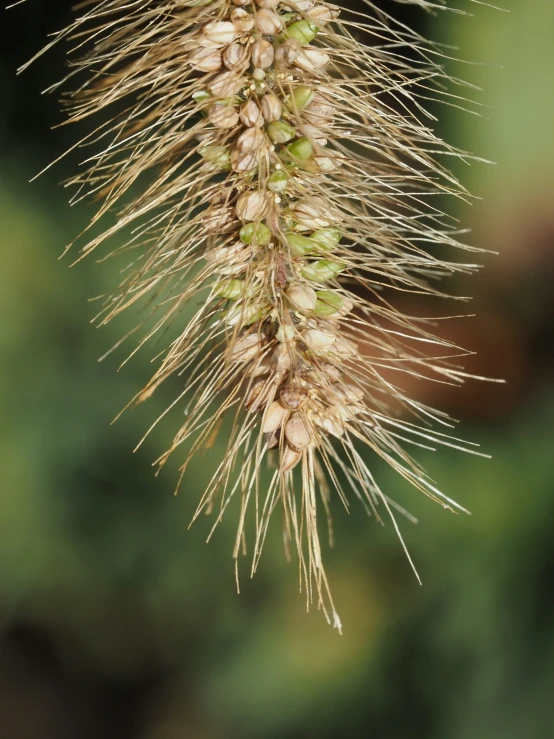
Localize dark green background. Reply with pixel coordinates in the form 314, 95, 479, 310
1, 1, 553, 737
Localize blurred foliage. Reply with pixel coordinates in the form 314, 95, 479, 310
1, 1, 554, 738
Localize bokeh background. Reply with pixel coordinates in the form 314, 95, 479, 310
1, 1, 553, 737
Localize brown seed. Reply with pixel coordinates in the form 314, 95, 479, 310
231, 8, 255, 33
255, 8, 282, 35
260, 93, 282, 122
252, 39, 274, 69
285, 414, 311, 451
230, 333, 262, 363
239, 100, 264, 128
235, 126, 266, 155
245, 380, 274, 412
189, 47, 223, 72
223, 43, 250, 70
274, 38, 301, 68
209, 104, 239, 129
320, 362, 343, 383
235, 190, 268, 221
280, 383, 308, 410
295, 48, 330, 72
208, 71, 245, 98
199, 21, 237, 48
281, 445, 302, 472
231, 148, 258, 172
334, 382, 364, 403
262, 400, 287, 434
271, 344, 292, 374
307, 4, 341, 23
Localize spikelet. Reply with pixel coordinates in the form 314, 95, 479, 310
24, 0, 490, 630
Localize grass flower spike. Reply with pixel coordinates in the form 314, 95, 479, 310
26, 0, 489, 630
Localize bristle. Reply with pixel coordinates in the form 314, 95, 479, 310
29, 0, 489, 630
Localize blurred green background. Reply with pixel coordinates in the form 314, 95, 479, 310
1, 1, 554, 737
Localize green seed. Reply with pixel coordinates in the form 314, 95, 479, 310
199, 145, 231, 170
192, 90, 210, 103
314, 290, 344, 316
286, 232, 315, 257
266, 121, 297, 144
301, 260, 344, 281
216, 279, 244, 300
240, 222, 272, 245
286, 137, 314, 163
267, 169, 289, 194
286, 19, 318, 46
310, 228, 342, 251
286, 86, 315, 112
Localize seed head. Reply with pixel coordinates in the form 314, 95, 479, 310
27, 0, 490, 631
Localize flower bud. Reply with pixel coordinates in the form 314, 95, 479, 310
313, 290, 343, 316
293, 197, 339, 229
285, 232, 314, 257
216, 279, 244, 300
286, 137, 314, 162
267, 169, 289, 193
311, 228, 342, 250
302, 328, 336, 349
267, 121, 296, 143
285, 19, 318, 45
223, 43, 250, 70
189, 47, 222, 72
252, 39, 275, 69
255, 9, 282, 35
230, 333, 262, 363
295, 48, 330, 72
287, 284, 317, 313
261, 93, 282, 122
239, 100, 264, 128
236, 190, 268, 221
285, 414, 311, 451
231, 8, 255, 32
200, 21, 237, 48
281, 445, 302, 472
301, 259, 344, 281
280, 383, 308, 411
208, 71, 245, 98
239, 221, 272, 245
255, 0, 280, 7
209, 103, 239, 129
262, 401, 287, 434
286, 85, 315, 112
